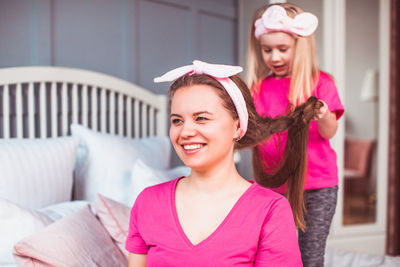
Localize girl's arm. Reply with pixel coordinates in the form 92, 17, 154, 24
315, 100, 338, 139
128, 253, 147, 267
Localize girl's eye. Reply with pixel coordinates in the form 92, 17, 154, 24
263, 49, 271, 53
279, 48, 288, 52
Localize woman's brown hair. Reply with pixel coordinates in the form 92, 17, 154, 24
169, 74, 323, 231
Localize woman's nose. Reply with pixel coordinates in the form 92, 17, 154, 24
180, 121, 197, 138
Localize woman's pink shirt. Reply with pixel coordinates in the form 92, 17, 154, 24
126, 178, 302, 266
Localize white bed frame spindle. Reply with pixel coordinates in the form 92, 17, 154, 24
0, 67, 168, 139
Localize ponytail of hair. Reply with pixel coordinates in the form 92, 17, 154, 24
251, 97, 323, 231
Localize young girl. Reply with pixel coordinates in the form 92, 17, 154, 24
125, 60, 322, 266
247, 3, 345, 266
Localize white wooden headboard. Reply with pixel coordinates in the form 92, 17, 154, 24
0, 67, 167, 139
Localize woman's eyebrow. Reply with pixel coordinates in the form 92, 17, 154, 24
170, 111, 213, 118
170, 113, 182, 118
193, 111, 213, 116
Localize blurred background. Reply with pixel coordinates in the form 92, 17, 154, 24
0, 0, 397, 259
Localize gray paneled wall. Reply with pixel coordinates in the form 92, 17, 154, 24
0, 0, 238, 94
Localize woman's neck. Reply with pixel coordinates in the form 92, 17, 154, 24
185, 159, 247, 195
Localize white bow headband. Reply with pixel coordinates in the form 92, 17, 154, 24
154, 60, 248, 139
254, 5, 318, 39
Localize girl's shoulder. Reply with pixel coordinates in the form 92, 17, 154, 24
314, 71, 338, 93
318, 71, 336, 85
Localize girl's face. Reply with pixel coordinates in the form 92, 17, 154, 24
169, 84, 239, 172
259, 31, 296, 78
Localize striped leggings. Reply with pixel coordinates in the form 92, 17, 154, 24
298, 186, 338, 267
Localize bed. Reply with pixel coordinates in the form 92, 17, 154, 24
0, 66, 167, 139
0, 66, 190, 266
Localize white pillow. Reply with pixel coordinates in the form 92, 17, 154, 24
13, 205, 127, 267
0, 137, 79, 209
127, 159, 191, 206
70, 124, 172, 204
0, 199, 89, 265
0, 199, 51, 264
38, 200, 89, 221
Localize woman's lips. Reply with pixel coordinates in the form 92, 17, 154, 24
181, 143, 206, 154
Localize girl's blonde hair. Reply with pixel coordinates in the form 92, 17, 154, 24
246, 3, 319, 106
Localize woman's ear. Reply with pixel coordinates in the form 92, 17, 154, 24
233, 119, 241, 140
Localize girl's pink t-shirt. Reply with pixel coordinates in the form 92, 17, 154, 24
253, 72, 344, 191
126, 177, 302, 267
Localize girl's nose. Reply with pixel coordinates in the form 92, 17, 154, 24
271, 50, 280, 62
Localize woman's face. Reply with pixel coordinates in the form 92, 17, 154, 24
169, 84, 239, 172
259, 31, 296, 78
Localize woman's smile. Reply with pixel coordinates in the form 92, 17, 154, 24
169, 84, 239, 170
182, 143, 206, 154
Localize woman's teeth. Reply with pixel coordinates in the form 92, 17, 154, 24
183, 144, 202, 150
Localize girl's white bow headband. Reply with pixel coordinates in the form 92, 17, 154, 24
254, 5, 318, 39
154, 60, 248, 139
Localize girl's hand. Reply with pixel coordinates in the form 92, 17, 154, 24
314, 99, 338, 139
314, 99, 329, 121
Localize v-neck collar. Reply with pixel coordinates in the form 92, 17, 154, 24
170, 177, 256, 249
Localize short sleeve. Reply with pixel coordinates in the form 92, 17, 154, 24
316, 75, 344, 120
255, 197, 302, 267
125, 191, 149, 254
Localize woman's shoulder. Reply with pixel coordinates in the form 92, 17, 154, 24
137, 178, 179, 200
243, 183, 293, 221
249, 182, 289, 205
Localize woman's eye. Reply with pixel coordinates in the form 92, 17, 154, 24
196, 117, 208, 122
171, 118, 182, 124
263, 49, 271, 53
279, 48, 288, 52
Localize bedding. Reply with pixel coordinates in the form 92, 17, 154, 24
0, 124, 190, 266
128, 159, 191, 205
0, 199, 52, 265
71, 124, 173, 205
95, 194, 131, 259
0, 66, 173, 266
0, 199, 87, 265
0, 137, 79, 209
13, 205, 127, 267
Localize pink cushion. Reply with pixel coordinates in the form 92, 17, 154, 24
13, 205, 127, 267
344, 138, 375, 177
95, 194, 130, 259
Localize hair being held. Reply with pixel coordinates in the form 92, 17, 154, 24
252, 97, 323, 231
169, 74, 323, 231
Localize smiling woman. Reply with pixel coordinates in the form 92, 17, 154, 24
170, 84, 239, 172
125, 60, 322, 267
